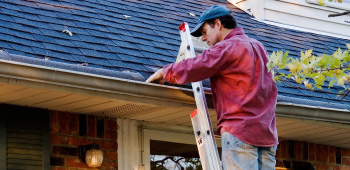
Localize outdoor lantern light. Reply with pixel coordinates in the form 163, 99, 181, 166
78, 143, 103, 167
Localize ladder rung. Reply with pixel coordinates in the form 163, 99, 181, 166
194, 46, 207, 53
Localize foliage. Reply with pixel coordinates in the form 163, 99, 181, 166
267, 44, 350, 98
318, 0, 344, 6
151, 155, 202, 170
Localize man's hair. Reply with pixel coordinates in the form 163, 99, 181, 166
205, 15, 237, 29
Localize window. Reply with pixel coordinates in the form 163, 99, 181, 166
143, 129, 222, 170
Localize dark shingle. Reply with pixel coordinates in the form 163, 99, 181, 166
0, 0, 348, 109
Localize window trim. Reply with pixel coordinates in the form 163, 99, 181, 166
143, 129, 222, 170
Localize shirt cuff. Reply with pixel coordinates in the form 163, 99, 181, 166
163, 63, 176, 84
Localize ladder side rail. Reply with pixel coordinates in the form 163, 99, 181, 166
178, 22, 222, 170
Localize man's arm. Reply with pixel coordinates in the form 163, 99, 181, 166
145, 68, 164, 84
146, 44, 232, 85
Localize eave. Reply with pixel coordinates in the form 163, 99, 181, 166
0, 56, 349, 148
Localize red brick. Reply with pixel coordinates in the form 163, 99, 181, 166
67, 137, 91, 146
316, 144, 323, 162
70, 113, 78, 135
106, 130, 117, 140
333, 165, 350, 170
281, 140, 288, 158
106, 119, 117, 130
275, 143, 281, 158
52, 146, 78, 156
65, 158, 89, 168
101, 161, 118, 169
309, 143, 316, 161
51, 111, 59, 132
313, 163, 332, 170
303, 142, 309, 160
88, 115, 96, 137
343, 157, 350, 166
295, 141, 303, 160
50, 134, 66, 145
329, 146, 336, 163
275, 159, 284, 168
93, 140, 117, 150
104, 151, 118, 161
343, 149, 350, 157
322, 145, 329, 162
60, 112, 69, 134
51, 168, 71, 170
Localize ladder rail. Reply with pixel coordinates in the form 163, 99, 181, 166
178, 22, 222, 170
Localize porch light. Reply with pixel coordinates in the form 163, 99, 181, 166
78, 143, 103, 167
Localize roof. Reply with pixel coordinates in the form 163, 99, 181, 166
0, 0, 349, 110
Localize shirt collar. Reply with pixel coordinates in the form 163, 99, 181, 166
224, 27, 245, 40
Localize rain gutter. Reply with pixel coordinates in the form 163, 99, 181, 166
276, 103, 350, 124
0, 55, 197, 108
0, 53, 348, 124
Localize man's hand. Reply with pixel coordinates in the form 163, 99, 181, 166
146, 68, 164, 84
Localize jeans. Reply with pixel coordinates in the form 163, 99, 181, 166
221, 132, 277, 170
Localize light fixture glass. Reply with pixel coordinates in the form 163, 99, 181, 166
86, 148, 103, 167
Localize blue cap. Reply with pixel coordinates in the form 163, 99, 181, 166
190, 5, 231, 37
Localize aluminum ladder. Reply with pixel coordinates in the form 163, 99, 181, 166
177, 22, 222, 170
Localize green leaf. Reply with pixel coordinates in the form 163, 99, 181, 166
329, 80, 337, 88
313, 75, 326, 85
318, 0, 325, 6
315, 84, 322, 90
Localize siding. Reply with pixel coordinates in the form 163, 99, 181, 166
228, 0, 350, 37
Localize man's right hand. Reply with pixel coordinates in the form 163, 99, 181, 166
146, 68, 164, 84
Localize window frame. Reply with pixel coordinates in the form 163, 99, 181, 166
142, 129, 221, 170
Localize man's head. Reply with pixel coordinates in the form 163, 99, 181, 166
191, 5, 237, 46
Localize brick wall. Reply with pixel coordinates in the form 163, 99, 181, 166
276, 139, 350, 170
50, 111, 118, 170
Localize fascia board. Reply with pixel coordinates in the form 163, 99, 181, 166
0, 59, 348, 124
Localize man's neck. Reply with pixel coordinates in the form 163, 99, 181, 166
220, 28, 234, 41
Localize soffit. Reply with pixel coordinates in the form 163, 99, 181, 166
1, 82, 350, 149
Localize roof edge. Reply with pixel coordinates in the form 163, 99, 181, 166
0, 53, 348, 124
0, 53, 197, 108
276, 103, 350, 124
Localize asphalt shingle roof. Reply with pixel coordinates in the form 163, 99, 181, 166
0, 0, 349, 109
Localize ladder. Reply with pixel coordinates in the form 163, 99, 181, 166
177, 22, 222, 170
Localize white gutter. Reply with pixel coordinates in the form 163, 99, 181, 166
276, 103, 350, 124
0, 58, 197, 108
0, 58, 348, 123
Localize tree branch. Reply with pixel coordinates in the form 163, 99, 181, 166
328, 11, 350, 17
341, 89, 350, 99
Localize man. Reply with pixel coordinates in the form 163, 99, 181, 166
146, 5, 278, 170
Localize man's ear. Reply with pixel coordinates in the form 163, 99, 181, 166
215, 19, 222, 29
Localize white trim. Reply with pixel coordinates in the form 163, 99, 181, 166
252, 18, 350, 40
227, 0, 254, 16
251, 0, 265, 19
117, 119, 143, 170
306, 0, 350, 11
142, 129, 222, 170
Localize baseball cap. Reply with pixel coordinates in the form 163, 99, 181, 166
190, 5, 231, 37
